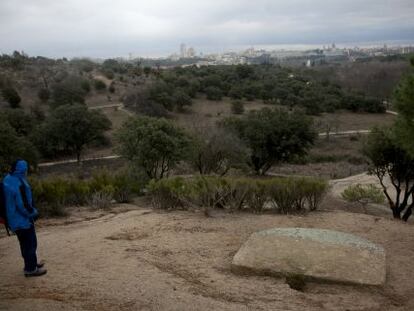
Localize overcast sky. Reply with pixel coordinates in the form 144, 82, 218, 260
1, 0, 413, 58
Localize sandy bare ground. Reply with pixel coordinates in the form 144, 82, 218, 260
1, 197, 414, 311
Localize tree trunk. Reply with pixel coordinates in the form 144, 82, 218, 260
392, 208, 401, 219
76, 152, 81, 164
402, 204, 413, 221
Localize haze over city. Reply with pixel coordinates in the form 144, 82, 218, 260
1, 0, 414, 58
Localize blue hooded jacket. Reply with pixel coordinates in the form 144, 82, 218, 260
2, 160, 38, 232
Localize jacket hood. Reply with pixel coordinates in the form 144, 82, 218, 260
11, 160, 28, 177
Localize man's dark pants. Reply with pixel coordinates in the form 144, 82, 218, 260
15, 225, 38, 272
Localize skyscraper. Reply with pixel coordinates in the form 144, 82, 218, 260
180, 43, 187, 58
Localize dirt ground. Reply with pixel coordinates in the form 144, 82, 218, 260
1, 192, 414, 311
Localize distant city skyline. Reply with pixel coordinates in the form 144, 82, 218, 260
1, 0, 414, 58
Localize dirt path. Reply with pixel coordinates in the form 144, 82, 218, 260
1, 198, 414, 311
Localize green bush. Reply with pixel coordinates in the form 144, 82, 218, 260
94, 79, 106, 90
231, 100, 245, 115
245, 180, 268, 213
205, 86, 223, 100
88, 185, 115, 210
2, 87, 21, 108
148, 176, 328, 213
38, 88, 50, 102
341, 184, 385, 208
30, 177, 71, 217
103, 70, 115, 80
30, 169, 145, 217
148, 177, 191, 210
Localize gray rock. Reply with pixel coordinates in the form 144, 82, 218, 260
232, 228, 386, 286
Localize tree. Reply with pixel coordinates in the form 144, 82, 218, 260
123, 90, 169, 118
0, 121, 38, 174
148, 81, 174, 110
50, 76, 87, 108
35, 105, 111, 162
172, 89, 192, 111
205, 86, 223, 101
2, 87, 21, 108
116, 117, 191, 179
143, 66, 152, 77
223, 108, 316, 175
393, 57, 414, 155
190, 127, 249, 176
0, 109, 36, 136
363, 127, 414, 221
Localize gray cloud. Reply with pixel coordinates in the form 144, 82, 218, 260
0, 0, 413, 58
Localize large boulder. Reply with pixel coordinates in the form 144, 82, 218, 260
232, 228, 386, 285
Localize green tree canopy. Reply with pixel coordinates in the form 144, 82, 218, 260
2, 87, 21, 108
0, 109, 36, 137
50, 76, 89, 108
222, 108, 316, 174
0, 121, 38, 174
35, 104, 111, 161
116, 117, 191, 179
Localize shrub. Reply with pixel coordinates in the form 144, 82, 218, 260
231, 100, 245, 115
88, 185, 115, 210
205, 86, 223, 101
190, 127, 249, 176
148, 177, 191, 210
29, 169, 145, 217
30, 177, 71, 217
267, 178, 298, 214
50, 76, 87, 108
80, 80, 91, 93
2, 87, 21, 108
38, 88, 50, 102
243, 180, 267, 213
172, 89, 192, 111
94, 79, 106, 91
192, 176, 232, 209
103, 70, 115, 80
148, 176, 328, 213
341, 184, 385, 208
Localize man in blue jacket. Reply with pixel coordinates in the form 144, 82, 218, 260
3, 159, 47, 277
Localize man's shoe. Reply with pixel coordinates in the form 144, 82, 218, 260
37, 260, 45, 269
24, 267, 47, 277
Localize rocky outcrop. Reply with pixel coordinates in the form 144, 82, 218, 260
232, 228, 386, 285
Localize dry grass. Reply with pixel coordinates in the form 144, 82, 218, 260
314, 111, 396, 132
173, 98, 269, 129
270, 136, 368, 179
